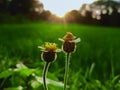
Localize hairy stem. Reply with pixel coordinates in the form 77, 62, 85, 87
43, 62, 50, 90
64, 53, 70, 90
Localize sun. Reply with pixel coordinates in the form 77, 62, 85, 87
40, 0, 93, 17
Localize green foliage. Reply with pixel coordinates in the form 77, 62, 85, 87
0, 23, 120, 90
0, 63, 64, 90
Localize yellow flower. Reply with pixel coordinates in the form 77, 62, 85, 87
38, 42, 60, 62
44, 42, 57, 52
38, 42, 61, 52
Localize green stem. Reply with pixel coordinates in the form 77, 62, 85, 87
64, 53, 70, 90
43, 62, 50, 90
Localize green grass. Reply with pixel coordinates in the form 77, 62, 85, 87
0, 22, 120, 90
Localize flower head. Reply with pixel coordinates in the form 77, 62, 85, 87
44, 42, 57, 52
59, 32, 80, 53
63, 32, 75, 41
38, 42, 60, 62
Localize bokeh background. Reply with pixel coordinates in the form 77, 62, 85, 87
0, 0, 120, 90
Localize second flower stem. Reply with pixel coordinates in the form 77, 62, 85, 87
64, 53, 70, 90
43, 62, 50, 90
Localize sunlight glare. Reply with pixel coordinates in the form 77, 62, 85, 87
40, 0, 93, 17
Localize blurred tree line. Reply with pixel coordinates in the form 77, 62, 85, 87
0, 0, 51, 23
65, 0, 120, 26
0, 0, 120, 26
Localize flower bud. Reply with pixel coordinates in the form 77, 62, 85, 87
42, 52, 57, 62
63, 32, 76, 53
63, 41, 76, 53
38, 42, 60, 63
59, 32, 80, 53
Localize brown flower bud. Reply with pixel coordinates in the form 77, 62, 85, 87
63, 32, 76, 53
42, 52, 57, 62
63, 41, 76, 53
59, 32, 80, 53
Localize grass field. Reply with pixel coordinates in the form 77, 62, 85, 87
0, 22, 120, 90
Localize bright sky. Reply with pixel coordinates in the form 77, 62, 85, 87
40, 0, 94, 17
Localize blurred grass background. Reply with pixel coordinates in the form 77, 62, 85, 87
0, 22, 120, 89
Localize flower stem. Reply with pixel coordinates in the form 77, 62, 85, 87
64, 53, 70, 90
43, 62, 50, 90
